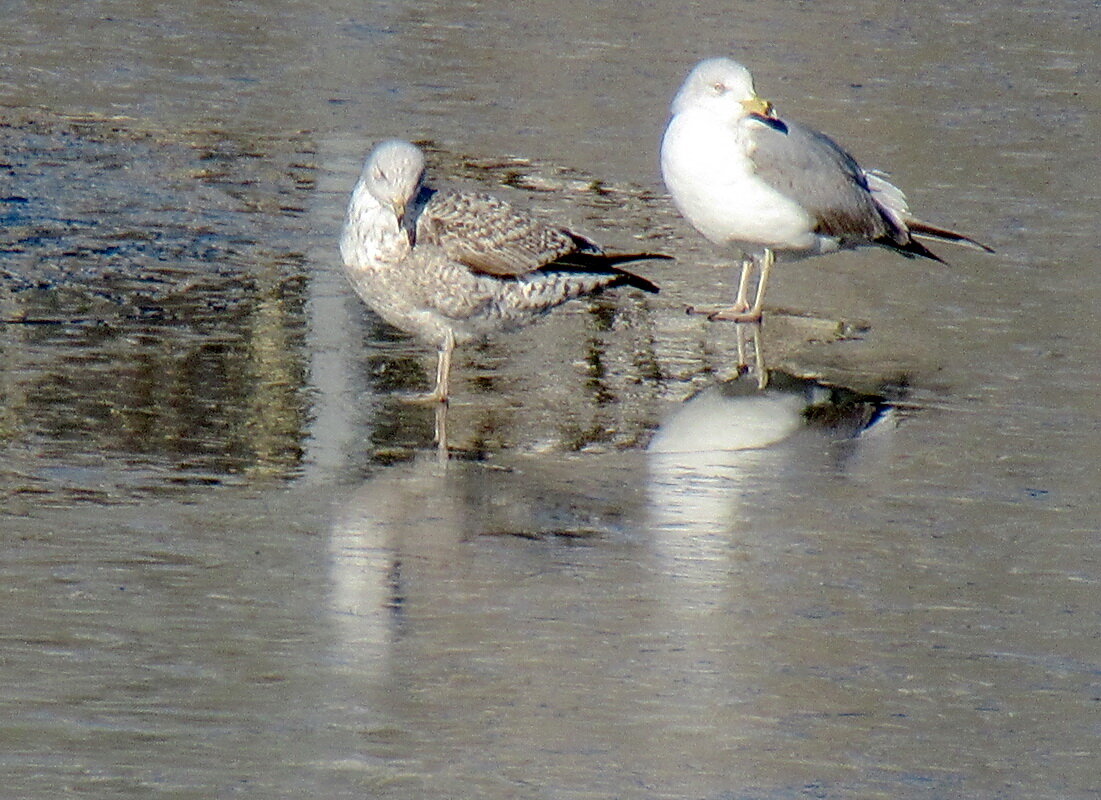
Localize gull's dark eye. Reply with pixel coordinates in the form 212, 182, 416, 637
711, 82, 726, 94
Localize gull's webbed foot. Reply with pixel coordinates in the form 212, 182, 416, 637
399, 388, 449, 405
705, 305, 763, 323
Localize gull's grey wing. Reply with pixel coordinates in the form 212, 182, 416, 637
748, 120, 896, 244
415, 189, 590, 277
750, 119, 971, 260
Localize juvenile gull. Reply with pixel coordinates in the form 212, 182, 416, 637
661, 57, 993, 322
340, 140, 664, 403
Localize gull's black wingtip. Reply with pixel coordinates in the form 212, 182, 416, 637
618, 271, 661, 294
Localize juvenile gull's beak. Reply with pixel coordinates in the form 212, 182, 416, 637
392, 200, 416, 245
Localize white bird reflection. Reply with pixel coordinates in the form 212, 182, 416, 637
647, 377, 803, 557
322, 383, 897, 787
649, 380, 807, 456
647, 373, 891, 541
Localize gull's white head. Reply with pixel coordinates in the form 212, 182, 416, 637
359, 139, 427, 224
671, 57, 775, 122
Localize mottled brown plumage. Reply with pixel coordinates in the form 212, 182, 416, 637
340, 140, 665, 404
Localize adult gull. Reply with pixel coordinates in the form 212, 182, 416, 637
340, 139, 664, 403
660, 57, 992, 322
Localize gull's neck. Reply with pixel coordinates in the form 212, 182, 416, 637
340, 178, 409, 266
662, 107, 754, 186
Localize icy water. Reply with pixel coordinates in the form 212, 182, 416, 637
2, 1, 1099, 798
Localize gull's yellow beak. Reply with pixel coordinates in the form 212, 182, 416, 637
740, 96, 775, 117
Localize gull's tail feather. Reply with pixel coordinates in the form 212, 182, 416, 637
608, 267, 661, 294
877, 235, 949, 264
555, 251, 669, 294
907, 220, 995, 254
866, 170, 994, 257
598, 251, 675, 266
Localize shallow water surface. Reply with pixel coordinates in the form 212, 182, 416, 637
2, 1, 1099, 798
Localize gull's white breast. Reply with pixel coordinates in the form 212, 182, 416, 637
661, 110, 816, 254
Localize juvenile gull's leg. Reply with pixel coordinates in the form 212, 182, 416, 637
433, 402, 449, 461
402, 330, 454, 405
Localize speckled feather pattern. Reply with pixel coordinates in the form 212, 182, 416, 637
339, 142, 660, 355
415, 190, 597, 277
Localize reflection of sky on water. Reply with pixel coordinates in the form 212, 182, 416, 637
2, 2, 1098, 795
326, 451, 643, 664
326, 373, 895, 668
320, 377, 906, 797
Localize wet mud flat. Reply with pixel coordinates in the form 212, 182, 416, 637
2, 57, 1098, 800
1, 107, 321, 503
1, 106, 919, 489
